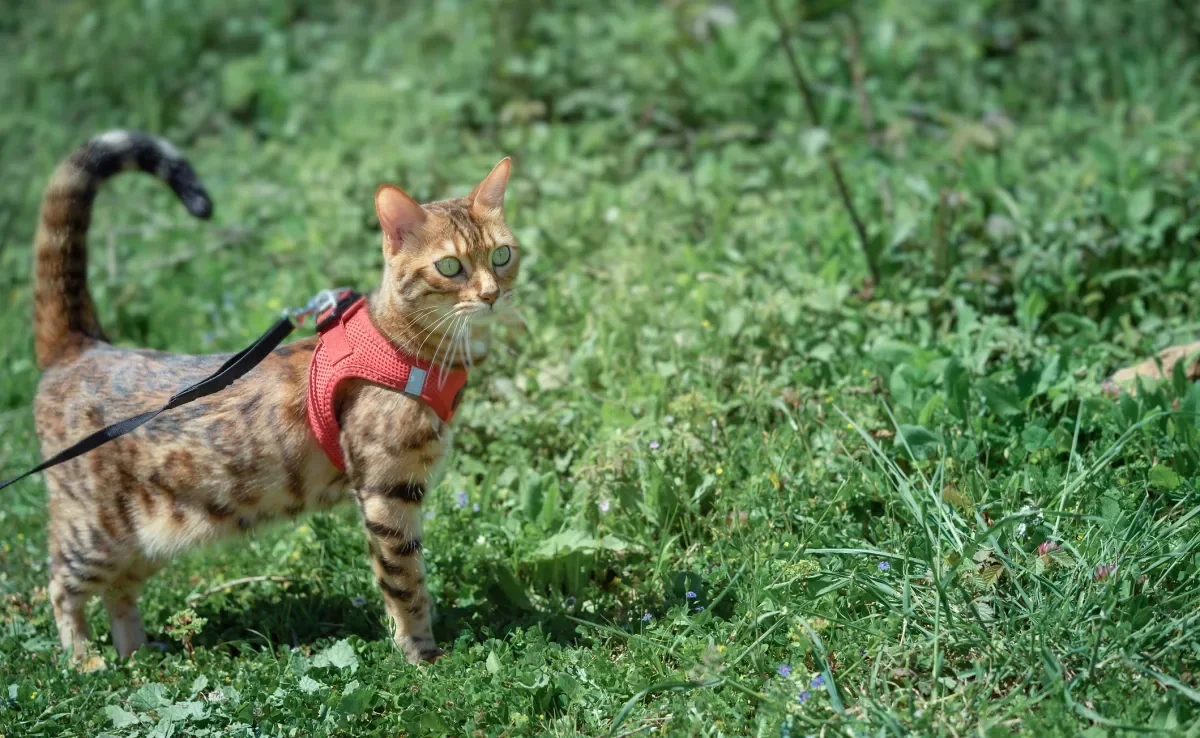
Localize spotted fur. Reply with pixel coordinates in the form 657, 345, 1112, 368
30, 132, 518, 666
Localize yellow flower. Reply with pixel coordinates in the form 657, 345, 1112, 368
16, 533, 23, 541
702, 320, 711, 328
716, 467, 724, 475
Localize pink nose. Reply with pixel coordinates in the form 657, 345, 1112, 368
479, 290, 498, 305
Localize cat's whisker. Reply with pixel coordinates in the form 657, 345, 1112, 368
435, 315, 467, 386
402, 305, 449, 336
405, 305, 444, 323
460, 320, 475, 370
509, 306, 533, 334
414, 310, 461, 365
434, 310, 470, 376
429, 315, 458, 374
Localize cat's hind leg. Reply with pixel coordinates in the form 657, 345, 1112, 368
48, 569, 93, 661
46, 479, 141, 664
103, 562, 157, 658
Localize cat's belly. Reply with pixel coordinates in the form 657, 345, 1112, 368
133, 424, 452, 559
132, 443, 351, 559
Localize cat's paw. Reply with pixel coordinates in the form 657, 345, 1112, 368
76, 654, 108, 673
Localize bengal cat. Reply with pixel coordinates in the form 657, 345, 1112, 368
29, 131, 518, 665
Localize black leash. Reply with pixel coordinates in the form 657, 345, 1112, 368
0, 289, 359, 492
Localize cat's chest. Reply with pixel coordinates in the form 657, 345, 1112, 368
343, 387, 455, 483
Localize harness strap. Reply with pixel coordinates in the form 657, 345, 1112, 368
306, 297, 469, 471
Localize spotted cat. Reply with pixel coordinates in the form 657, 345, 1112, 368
30, 131, 518, 664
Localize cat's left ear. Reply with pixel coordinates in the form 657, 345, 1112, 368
468, 157, 512, 216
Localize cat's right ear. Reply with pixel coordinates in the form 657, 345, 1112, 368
375, 184, 428, 255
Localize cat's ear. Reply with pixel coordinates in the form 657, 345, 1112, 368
375, 184, 428, 254
468, 157, 512, 216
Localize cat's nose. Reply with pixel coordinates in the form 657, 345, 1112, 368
479, 288, 498, 306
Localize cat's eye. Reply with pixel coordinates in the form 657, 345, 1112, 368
491, 246, 512, 267
435, 257, 463, 278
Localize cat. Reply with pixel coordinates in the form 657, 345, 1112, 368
30, 130, 518, 665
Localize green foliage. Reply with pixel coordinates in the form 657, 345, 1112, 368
164, 607, 208, 659
3, 0, 1200, 736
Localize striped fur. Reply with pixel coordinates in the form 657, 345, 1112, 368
33, 130, 212, 369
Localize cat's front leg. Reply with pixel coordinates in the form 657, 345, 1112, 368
354, 481, 442, 663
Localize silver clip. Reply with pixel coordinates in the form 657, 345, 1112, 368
284, 287, 354, 325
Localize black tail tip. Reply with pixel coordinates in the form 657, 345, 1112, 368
181, 189, 214, 219
166, 164, 214, 219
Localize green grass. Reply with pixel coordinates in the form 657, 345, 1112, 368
3, 0, 1200, 735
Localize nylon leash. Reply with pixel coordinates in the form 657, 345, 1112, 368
0, 289, 359, 492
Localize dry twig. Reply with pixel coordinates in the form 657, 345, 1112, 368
187, 575, 292, 602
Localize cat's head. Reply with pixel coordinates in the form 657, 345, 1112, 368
371, 159, 518, 366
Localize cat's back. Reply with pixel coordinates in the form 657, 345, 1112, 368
34, 344, 231, 450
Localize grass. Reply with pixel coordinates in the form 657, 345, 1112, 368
2, 0, 1200, 735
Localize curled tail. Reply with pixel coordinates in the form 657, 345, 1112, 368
33, 130, 213, 369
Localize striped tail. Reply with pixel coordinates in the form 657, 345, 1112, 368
33, 130, 213, 369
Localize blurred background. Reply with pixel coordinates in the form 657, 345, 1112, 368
2, 1, 1199, 735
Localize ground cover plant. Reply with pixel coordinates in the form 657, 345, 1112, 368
2, 0, 1199, 735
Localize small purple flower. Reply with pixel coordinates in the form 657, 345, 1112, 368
1094, 563, 1118, 582
877, 561, 891, 571
649, 440, 661, 450
455, 491, 469, 508
686, 591, 697, 599
694, 605, 704, 612
798, 691, 811, 703
777, 664, 792, 678
472, 503, 480, 512
811, 674, 824, 688
599, 499, 611, 513
351, 596, 367, 608
641, 612, 653, 622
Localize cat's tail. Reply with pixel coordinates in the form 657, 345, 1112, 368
33, 130, 213, 369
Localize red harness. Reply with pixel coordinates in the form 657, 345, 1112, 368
306, 297, 468, 471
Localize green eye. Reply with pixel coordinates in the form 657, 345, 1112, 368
491, 246, 512, 267
435, 257, 463, 277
